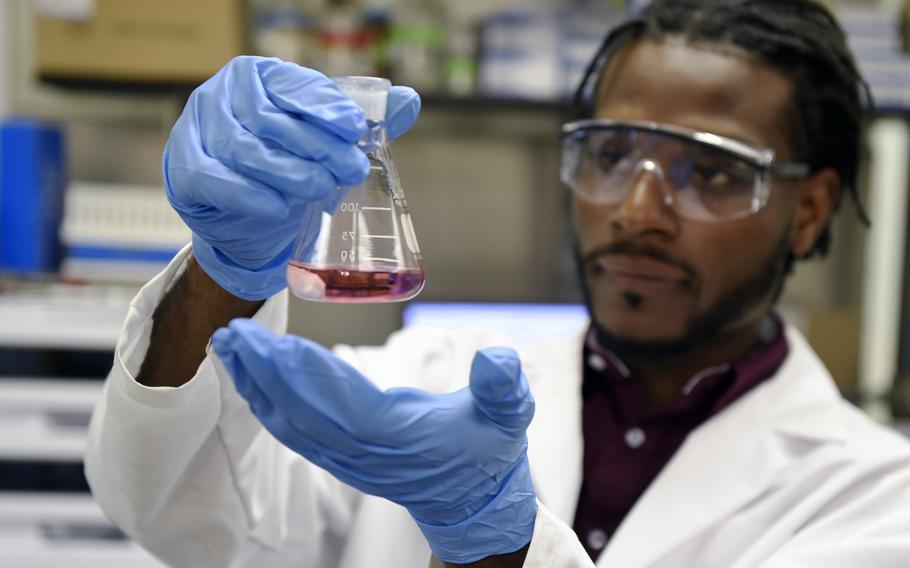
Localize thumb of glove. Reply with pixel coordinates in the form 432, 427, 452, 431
469, 347, 535, 435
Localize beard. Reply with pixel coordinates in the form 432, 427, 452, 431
575, 231, 794, 362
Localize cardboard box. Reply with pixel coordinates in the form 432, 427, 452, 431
35, 0, 245, 84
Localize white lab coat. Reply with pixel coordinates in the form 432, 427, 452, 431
86, 247, 910, 568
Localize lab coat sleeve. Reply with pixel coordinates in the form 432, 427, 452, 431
426, 502, 593, 568
84, 245, 359, 568
522, 503, 594, 567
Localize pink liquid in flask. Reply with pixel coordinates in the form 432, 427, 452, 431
287, 261, 425, 302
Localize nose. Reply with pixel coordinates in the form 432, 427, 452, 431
610, 160, 678, 237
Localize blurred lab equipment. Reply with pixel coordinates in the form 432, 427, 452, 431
363, 6, 393, 78
0, 119, 66, 275
477, 5, 619, 101
249, 0, 321, 66
0, 489, 165, 567
838, 5, 910, 111
288, 76, 424, 302
477, 7, 561, 101
0, 278, 162, 566
60, 182, 190, 283
387, 0, 446, 92
443, 16, 476, 96
319, 0, 374, 77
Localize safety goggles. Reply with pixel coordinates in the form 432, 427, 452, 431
560, 119, 810, 222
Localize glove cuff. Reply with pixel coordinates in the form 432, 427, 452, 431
413, 458, 538, 565
192, 235, 289, 301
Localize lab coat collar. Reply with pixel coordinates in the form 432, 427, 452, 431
595, 323, 846, 567
522, 326, 587, 526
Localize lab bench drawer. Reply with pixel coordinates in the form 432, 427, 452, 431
0, 379, 99, 462
0, 492, 165, 567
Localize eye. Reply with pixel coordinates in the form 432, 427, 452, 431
692, 165, 734, 190
688, 156, 754, 195
592, 132, 635, 170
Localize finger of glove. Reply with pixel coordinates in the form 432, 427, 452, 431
213, 323, 368, 462
228, 87, 369, 188
166, 160, 288, 223
386, 86, 421, 141
162, 121, 300, 222
164, 109, 288, 220
202, 121, 351, 201
213, 321, 344, 447
469, 347, 536, 434
217, 319, 388, 441
256, 59, 366, 143
212, 325, 279, 417
270, 335, 390, 438
190, 210, 298, 265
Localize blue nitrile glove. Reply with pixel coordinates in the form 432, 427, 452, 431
211, 319, 538, 564
164, 56, 421, 300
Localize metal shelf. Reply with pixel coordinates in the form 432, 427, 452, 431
0, 284, 133, 351
0, 379, 100, 462
0, 492, 165, 567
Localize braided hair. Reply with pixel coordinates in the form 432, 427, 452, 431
572, 0, 871, 259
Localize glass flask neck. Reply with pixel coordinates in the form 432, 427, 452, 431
358, 119, 388, 155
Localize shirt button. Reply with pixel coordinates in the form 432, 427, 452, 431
624, 427, 646, 449
587, 528, 608, 550
587, 353, 607, 371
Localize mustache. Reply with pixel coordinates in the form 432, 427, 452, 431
583, 241, 698, 282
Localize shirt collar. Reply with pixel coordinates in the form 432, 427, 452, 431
582, 314, 790, 420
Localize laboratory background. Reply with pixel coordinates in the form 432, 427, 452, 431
0, 0, 909, 565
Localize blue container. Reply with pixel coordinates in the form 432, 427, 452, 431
0, 119, 66, 274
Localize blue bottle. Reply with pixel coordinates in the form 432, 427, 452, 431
0, 119, 66, 275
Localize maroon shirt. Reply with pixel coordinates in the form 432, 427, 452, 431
572, 316, 790, 560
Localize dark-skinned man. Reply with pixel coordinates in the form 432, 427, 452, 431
86, 1, 910, 566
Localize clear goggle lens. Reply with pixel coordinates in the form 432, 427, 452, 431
561, 122, 792, 222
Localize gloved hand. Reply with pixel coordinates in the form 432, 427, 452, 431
211, 319, 538, 564
164, 56, 421, 300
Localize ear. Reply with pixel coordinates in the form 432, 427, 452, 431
790, 168, 840, 257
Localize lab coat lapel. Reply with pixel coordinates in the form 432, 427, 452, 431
522, 328, 586, 526
595, 325, 845, 568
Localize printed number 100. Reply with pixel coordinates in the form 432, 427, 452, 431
340, 202, 357, 261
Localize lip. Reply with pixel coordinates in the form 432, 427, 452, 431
593, 255, 689, 285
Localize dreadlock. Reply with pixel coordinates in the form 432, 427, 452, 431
572, 0, 871, 259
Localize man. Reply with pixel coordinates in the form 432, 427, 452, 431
86, 1, 910, 567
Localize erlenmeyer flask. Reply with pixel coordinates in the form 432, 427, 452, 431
287, 76, 425, 302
